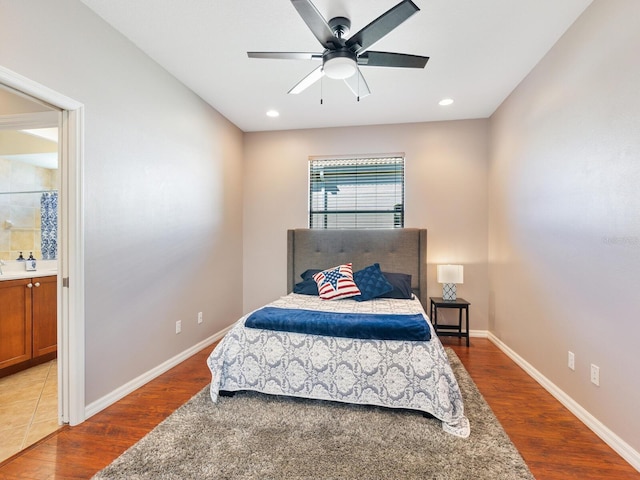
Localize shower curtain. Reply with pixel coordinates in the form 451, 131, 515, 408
40, 192, 58, 260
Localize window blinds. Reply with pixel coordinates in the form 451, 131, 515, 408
309, 156, 405, 229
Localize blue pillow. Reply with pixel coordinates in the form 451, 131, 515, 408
353, 263, 394, 302
379, 272, 413, 299
300, 269, 323, 281
293, 278, 319, 296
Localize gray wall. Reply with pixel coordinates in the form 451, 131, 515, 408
0, 0, 244, 404
489, 0, 640, 453
242, 121, 490, 321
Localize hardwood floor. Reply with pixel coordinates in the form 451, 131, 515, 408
0, 338, 638, 479
444, 338, 639, 480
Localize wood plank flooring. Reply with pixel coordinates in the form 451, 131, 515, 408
443, 338, 639, 480
0, 338, 638, 479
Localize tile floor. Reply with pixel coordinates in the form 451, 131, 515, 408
0, 360, 60, 463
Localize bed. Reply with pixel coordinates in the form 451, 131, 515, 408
207, 228, 470, 437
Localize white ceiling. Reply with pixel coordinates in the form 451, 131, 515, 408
81, 0, 592, 132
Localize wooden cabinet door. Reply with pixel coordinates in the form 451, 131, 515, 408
32, 275, 58, 357
0, 278, 32, 369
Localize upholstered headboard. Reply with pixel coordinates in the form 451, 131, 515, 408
287, 229, 428, 309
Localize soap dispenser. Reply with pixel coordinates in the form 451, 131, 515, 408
17, 251, 25, 261
26, 252, 37, 271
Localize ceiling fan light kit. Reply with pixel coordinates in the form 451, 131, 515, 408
323, 51, 357, 79
247, 0, 429, 99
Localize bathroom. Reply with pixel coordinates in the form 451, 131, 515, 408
0, 83, 60, 462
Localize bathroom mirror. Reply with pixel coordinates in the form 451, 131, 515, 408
0, 85, 60, 261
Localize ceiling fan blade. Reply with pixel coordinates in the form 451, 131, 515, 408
248, 52, 322, 60
288, 66, 325, 94
346, 0, 419, 54
358, 51, 429, 68
291, 0, 338, 49
343, 68, 371, 99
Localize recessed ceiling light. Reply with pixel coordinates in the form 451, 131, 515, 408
439, 98, 454, 106
266, 110, 280, 117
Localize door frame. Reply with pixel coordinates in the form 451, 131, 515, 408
0, 65, 85, 425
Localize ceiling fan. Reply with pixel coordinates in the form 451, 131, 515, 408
248, 0, 429, 99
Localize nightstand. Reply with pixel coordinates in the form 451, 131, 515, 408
429, 297, 470, 347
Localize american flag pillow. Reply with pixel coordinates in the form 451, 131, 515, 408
312, 263, 361, 300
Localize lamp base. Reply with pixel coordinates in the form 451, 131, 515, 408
442, 283, 457, 301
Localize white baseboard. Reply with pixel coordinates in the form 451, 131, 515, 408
488, 332, 640, 473
84, 325, 233, 420
470, 329, 488, 338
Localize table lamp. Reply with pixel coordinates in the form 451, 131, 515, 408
437, 264, 463, 301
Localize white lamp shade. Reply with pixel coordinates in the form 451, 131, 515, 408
323, 56, 357, 79
437, 264, 464, 284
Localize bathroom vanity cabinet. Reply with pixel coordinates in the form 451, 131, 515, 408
0, 275, 57, 375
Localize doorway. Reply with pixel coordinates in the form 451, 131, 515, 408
0, 65, 85, 446
0, 86, 60, 460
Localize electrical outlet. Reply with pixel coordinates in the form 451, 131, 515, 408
590, 364, 600, 386
568, 351, 575, 371
198, 312, 203, 324
176, 320, 182, 334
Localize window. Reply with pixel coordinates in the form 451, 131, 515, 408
309, 156, 405, 229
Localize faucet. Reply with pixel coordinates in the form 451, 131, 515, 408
0, 259, 4, 275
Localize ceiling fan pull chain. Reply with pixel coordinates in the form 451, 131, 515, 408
320, 75, 324, 104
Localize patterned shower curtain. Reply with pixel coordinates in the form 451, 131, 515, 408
40, 192, 58, 260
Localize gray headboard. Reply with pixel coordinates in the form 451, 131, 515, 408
287, 229, 428, 309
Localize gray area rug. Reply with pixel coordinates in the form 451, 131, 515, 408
93, 349, 534, 479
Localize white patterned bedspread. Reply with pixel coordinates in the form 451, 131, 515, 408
207, 293, 470, 437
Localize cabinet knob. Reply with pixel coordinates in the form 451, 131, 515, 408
34, 282, 41, 287
27, 283, 33, 288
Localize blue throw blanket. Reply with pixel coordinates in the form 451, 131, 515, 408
245, 307, 431, 341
